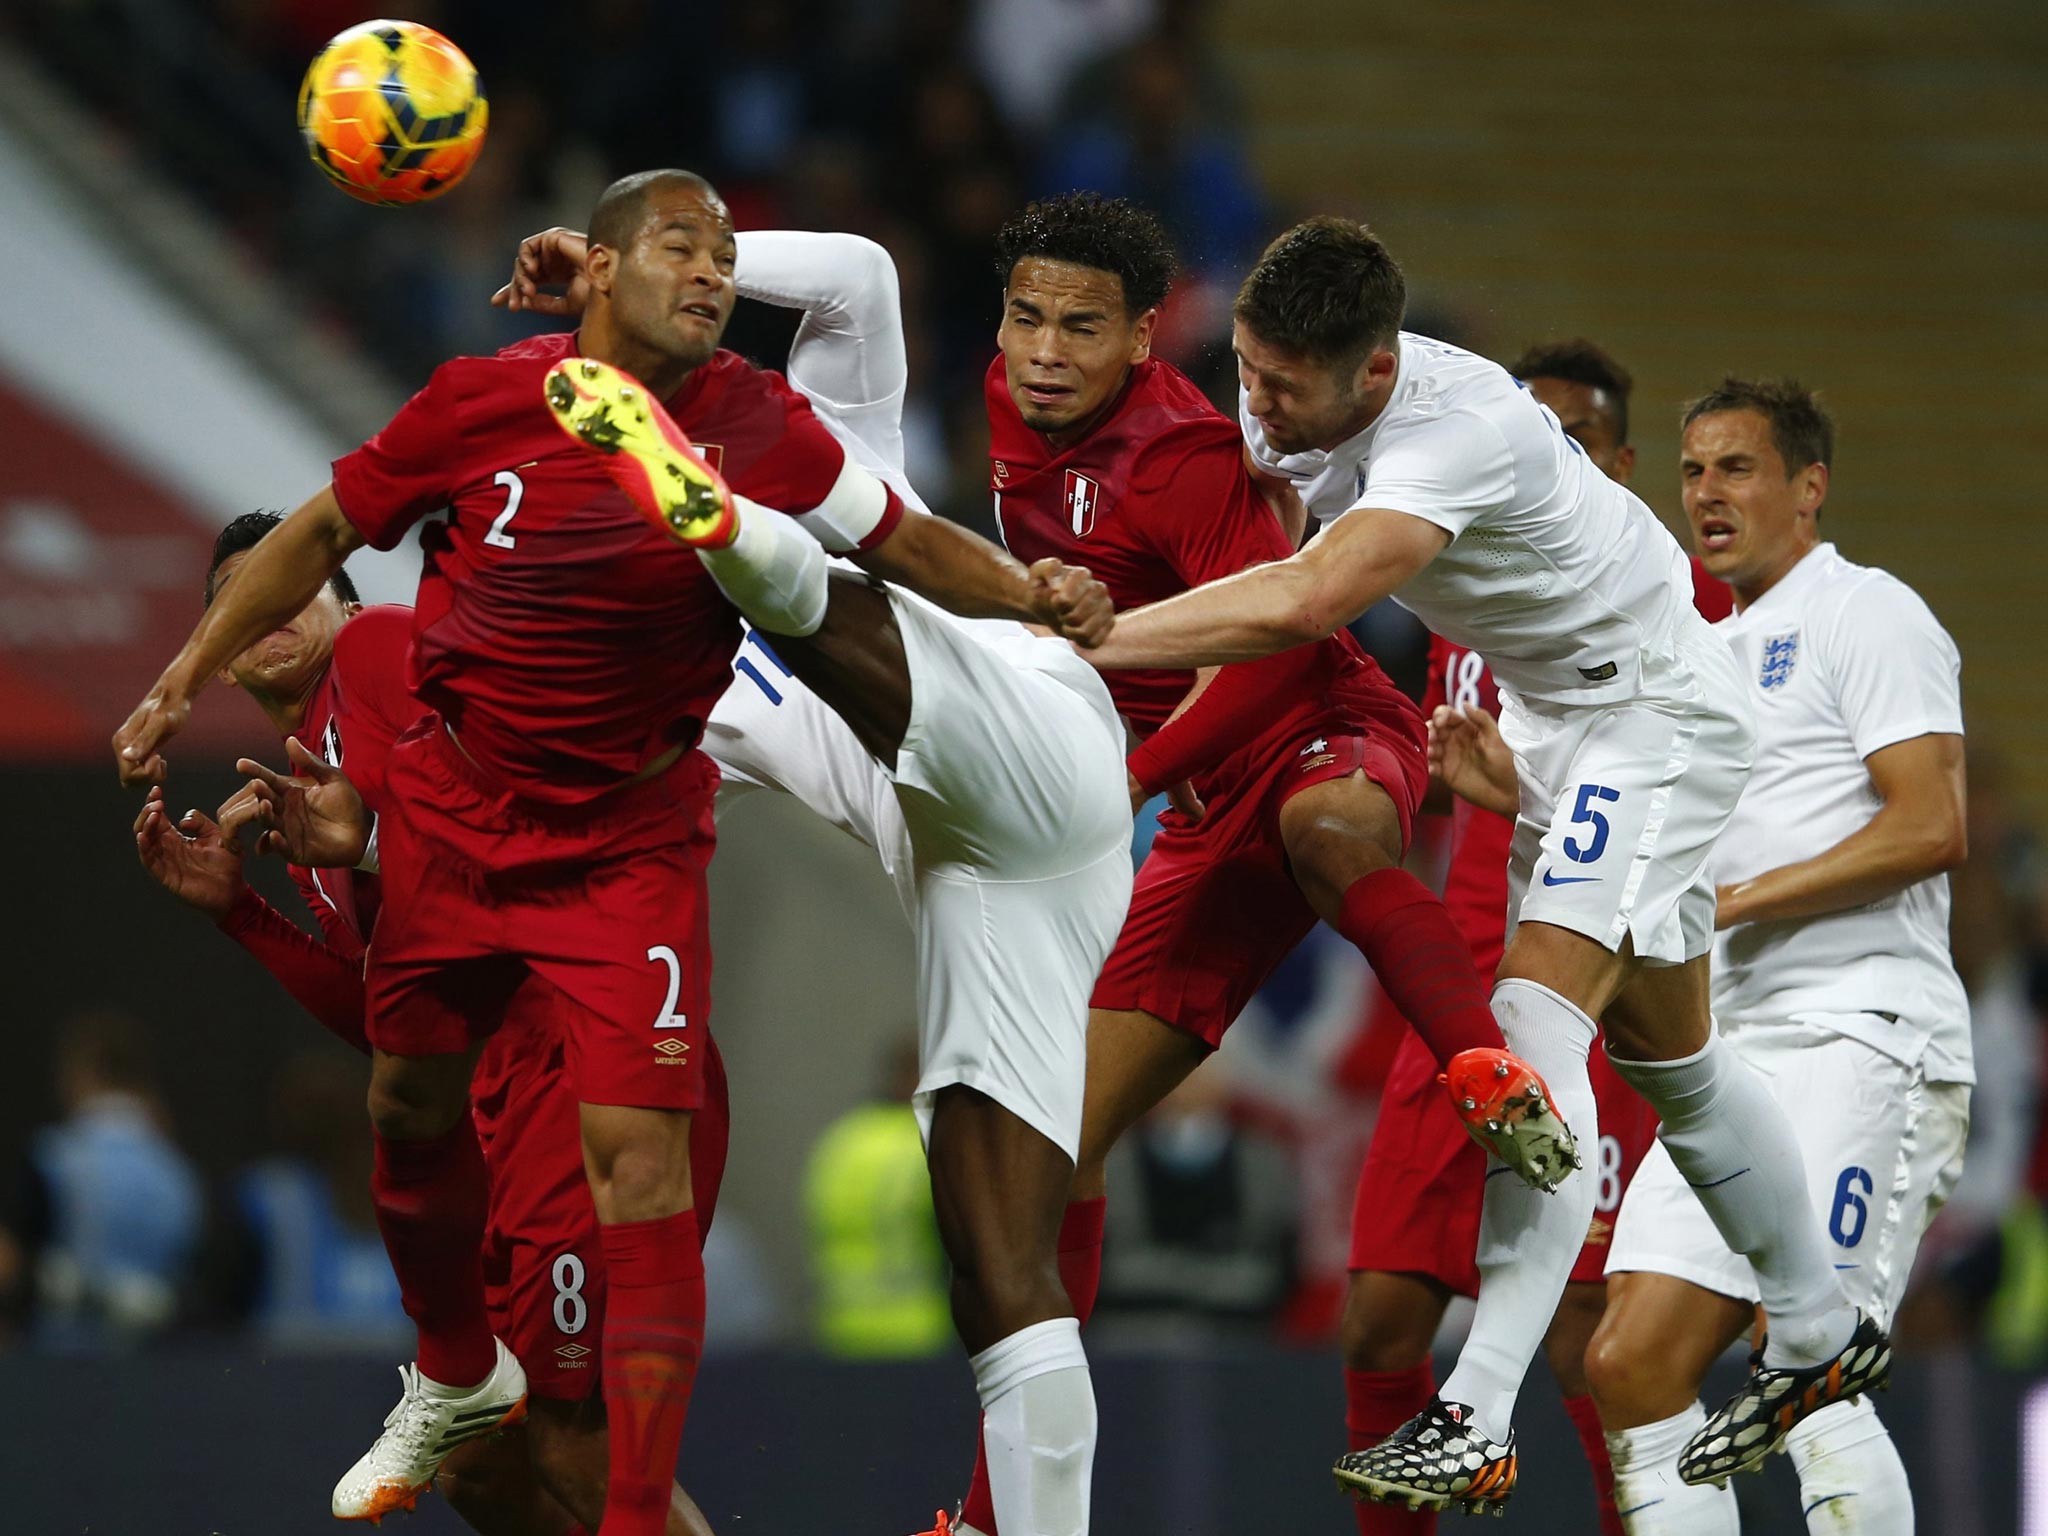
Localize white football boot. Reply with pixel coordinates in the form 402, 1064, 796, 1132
331, 1337, 528, 1522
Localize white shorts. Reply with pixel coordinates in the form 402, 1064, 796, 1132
1502, 616, 1755, 964
1607, 1020, 1971, 1324
885, 590, 1134, 1162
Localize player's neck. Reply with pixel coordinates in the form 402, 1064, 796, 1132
1732, 536, 1821, 612
577, 319, 697, 401
245, 669, 322, 739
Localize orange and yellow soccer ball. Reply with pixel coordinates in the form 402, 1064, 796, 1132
297, 20, 487, 206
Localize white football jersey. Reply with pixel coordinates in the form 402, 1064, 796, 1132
1710, 543, 1970, 1082
1243, 332, 1696, 706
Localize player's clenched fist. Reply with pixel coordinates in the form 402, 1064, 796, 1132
1027, 559, 1114, 648
113, 687, 191, 787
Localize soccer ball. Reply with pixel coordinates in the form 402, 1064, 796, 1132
297, 20, 487, 206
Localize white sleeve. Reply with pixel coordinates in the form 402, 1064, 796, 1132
1819, 573, 1964, 759
734, 230, 906, 412
734, 229, 926, 512
1354, 410, 1515, 538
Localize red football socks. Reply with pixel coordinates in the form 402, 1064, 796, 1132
1346, 1362, 1439, 1535
598, 1211, 705, 1536
372, 1120, 496, 1389
959, 1197, 1107, 1533
1334, 870, 1505, 1067
1562, 1393, 1625, 1536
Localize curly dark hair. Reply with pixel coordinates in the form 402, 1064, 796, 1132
1233, 216, 1406, 367
1681, 376, 1834, 474
994, 193, 1177, 315
204, 510, 362, 608
1510, 338, 1635, 443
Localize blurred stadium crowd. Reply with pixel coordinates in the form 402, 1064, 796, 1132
5, 0, 2048, 1395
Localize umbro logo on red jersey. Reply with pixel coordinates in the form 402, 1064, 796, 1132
1063, 470, 1101, 537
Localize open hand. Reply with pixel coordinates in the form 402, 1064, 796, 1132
227, 737, 373, 868
134, 787, 246, 919
1428, 703, 1519, 819
1028, 559, 1114, 649
491, 227, 590, 316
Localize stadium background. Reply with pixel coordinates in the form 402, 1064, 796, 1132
2, 1, 2044, 1531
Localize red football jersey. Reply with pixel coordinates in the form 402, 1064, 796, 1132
1427, 555, 1736, 972
986, 355, 1380, 735
332, 336, 900, 804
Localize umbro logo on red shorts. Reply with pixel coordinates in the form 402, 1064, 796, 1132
654, 1037, 690, 1064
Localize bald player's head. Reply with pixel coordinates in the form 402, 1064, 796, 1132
581, 169, 737, 378
588, 169, 724, 253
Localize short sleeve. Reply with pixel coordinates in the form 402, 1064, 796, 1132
1138, 430, 1295, 588
1821, 575, 1964, 760
1356, 410, 1514, 539
734, 376, 904, 554
332, 364, 464, 550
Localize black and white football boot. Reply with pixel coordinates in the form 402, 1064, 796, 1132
1679, 1310, 1892, 1486
1332, 1399, 1516, 1518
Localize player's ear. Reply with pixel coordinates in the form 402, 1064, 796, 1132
1612, 443, 1637, 486
585, 240, 616, 295
1128, 305, 1160, 364
1797, 461, 1829, 519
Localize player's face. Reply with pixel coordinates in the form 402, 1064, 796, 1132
1525, 376, 1635, 485
1234, 320, 1389, 455
603, 187, 738, 371
1681, 409, 1827, 592
211, 553, 352, 697
999, 258, 1156, 443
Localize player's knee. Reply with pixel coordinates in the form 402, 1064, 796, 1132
1283, 811, 1398, 919
582, 1112, 693, 1223
1582, 1321, 1664, 1422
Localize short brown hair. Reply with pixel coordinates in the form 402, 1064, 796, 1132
1681, 376, 1834, 474
1233, 216, 1405, 367
1510, 338, 1634, 443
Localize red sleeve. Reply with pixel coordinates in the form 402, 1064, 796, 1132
1136, 429, 1296, 589
331, 364, 464, 550
1421, 636, 1452, 715
734, 374, 904, 554
216, 886, 369, 1053
1126, 648, 1330, 794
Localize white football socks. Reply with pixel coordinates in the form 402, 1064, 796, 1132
1786, 1397, 1914, 1534
695, 493, 828, 637
972, 1317, 1096, 1536
1439, 979, 1599, 1442
1606, 1404, 1739, 1534
1608, 1033, 1855, 1368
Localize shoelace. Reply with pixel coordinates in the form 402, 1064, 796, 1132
371, 1364, 448, 1466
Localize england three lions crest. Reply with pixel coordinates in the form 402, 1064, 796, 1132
1759, 630, 1800, 690
1063, 470, 1101, 537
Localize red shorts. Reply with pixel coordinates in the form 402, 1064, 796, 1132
473, 985, 731, 1400
368, 719, 720, 1111
1348, 1028, 1658, 1291
1092, 686, 1427, 1049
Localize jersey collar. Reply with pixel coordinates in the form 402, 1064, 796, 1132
1733, 540, 1837, 621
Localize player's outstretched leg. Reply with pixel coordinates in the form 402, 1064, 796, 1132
545, 355, 831, 642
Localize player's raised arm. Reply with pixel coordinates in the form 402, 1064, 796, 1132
112, 488, 364, 785
1088, 504, 1448, 670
